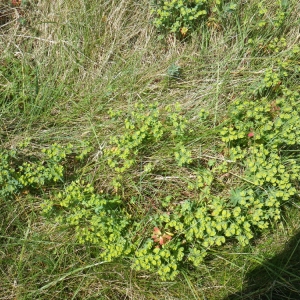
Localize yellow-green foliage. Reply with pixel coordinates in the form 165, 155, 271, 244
0, 149, 20, 197
133, 239, 184, 281
105, 102, 191, 190
151, 0, 287, 39
151, 0, 241, 37
0, 143, 72, 197
18, 143, 73, 187
4, 55, 300, 280
256, 1, 287, 29
218, 45, 300, 241
131, 41, 300, 280
42, 180, 132, 261
151, 0, 218, 37
2, 34, 300, 281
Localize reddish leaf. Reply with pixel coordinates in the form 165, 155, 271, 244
152, 227, 172, 245
163, 234, 172, 241
153, 227, 161, 235
159, 236, 164, 245
12, 0, 21, 7
153, 237, 160, 243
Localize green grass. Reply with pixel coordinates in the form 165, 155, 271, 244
1, 0, 300, 298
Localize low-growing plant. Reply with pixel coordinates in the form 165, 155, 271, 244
2, 0, 300, 298
40, 46, 300, 280
17, 37, 297, 281
167, 63, 182, 80
218, 46, 300, 243
150, 0, 243, 38
127, 41, 300, 280
0, 142, 91, 199
151, 0, 222, 38
245, 1, 291, 53
105, 102, 192, 190
42, 180, 132, 261
2, 8, 299, 284
0, 148, 21, 197
151, 0, 209, 37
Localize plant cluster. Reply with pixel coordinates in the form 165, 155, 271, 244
128, 41, 300, 279
0, 141, 95, 199
40, 42, 300, 280
245, 2, 290, 55
0, 148, 21, 197
105, 102, 191, 190
255, 1, 287, 29
151, 0, 210, 37
219, 44, 300, 238
0, 143, 73, 198
131, 164, 287, 279
151, 0, 237, 38
151, 0, 289, 40
42, 180, 132, 261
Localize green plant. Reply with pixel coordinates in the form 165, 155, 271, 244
0, 149, 21, 197
34, 37, 300, 284
151, 0, 214, 37
167, 63, 182, 80
18, 143, 73, 187
0, 142, 92, 199
42, 180, 132, 261
105, 102, 191, 190
151, 0, 242, 38
245, 0, 290, 51
218, 49, 300, 242
121, 40, 300, 280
